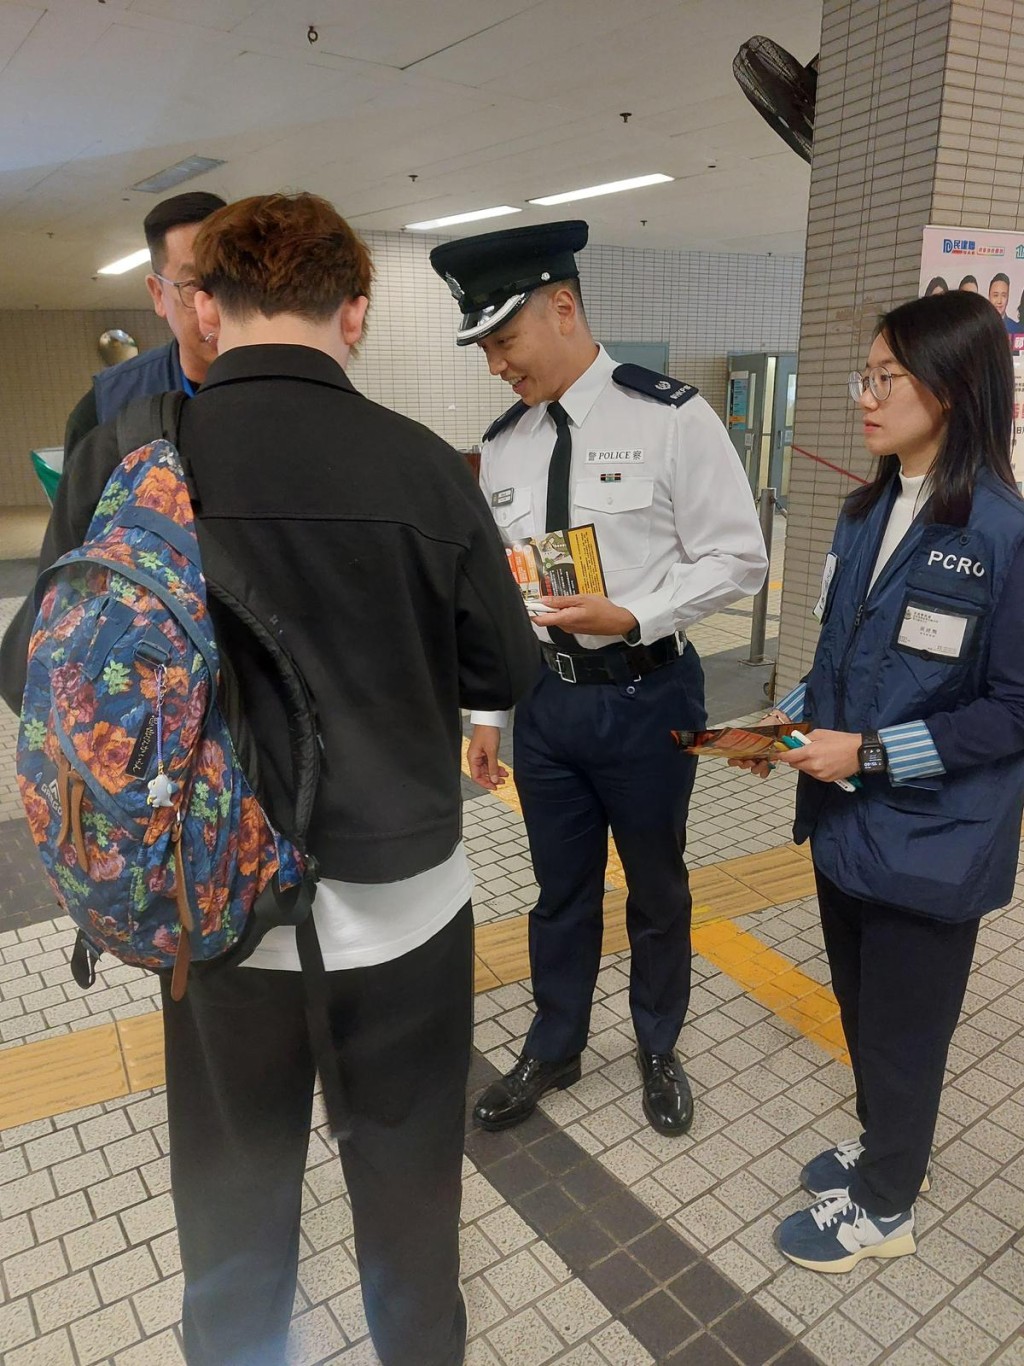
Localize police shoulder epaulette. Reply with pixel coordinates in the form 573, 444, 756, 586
612, 364, 698, 407
483, 399, 528, 443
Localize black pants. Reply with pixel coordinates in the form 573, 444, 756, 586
513, 648, 704, 1060
815, 868, 979, 1217
161, 902, 473, 1366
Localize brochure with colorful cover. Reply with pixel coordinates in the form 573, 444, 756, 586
671, 722, 812, 758
505, 524, 607, 602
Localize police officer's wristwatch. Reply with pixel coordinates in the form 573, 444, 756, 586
857, 730, 888, 775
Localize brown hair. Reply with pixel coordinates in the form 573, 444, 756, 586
192, 192, 373, 321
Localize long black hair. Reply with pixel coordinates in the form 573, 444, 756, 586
924, 276, 947, 295
847, 291, 1016, 524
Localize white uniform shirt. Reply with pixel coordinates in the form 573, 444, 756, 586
472, 345, 768, 726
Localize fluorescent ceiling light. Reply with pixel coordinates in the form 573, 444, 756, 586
530, 173, 674, 206
97, 248, 152, 276
131, 155, 226, 193
406, 205, 522, 231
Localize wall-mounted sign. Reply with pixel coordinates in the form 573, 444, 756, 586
920, 225, 1024, 351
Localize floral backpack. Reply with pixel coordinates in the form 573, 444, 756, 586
15, 394, 321, 1003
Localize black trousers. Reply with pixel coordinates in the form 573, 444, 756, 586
513, 648, 704, 1060
160, 902, 473, 1366
814, 868, 979, 1217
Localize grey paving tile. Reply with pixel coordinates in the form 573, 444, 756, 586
69, 1299, 142, 1365
841, 1280, 918, 1348
917, 1305, 999, 1365
952, 1275, 1024, 1344
536, 1279, 610, 1344
6, 1326, 78, 1366
707, 1297, 793, 1365
487, 1306, 564, 1366
943, 1199, 1015, 1256
3, 1239, 68, 1297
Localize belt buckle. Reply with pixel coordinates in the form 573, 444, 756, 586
554, 652, 577, 684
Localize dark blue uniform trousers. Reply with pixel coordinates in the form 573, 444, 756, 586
513, 645, 705, 1061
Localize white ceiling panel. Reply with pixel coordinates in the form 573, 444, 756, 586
0, 0, 818, 306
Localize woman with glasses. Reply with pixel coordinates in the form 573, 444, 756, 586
734, 290, 1024, 1273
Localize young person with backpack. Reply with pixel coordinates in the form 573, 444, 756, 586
734, 291, 1024, 1272
2, 192, 538, 1366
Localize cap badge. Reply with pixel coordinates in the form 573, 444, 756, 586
656, 380, 671, 391
444, 273, 464, 304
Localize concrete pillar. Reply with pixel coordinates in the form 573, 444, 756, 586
777, 0, 1024, 691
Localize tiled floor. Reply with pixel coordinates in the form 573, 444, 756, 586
3, 514, 1024, 1365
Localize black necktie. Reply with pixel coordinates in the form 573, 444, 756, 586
545, 401, 572, 532
542, 400, 579, 650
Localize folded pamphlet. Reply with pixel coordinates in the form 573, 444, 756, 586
671, 722, 812, 758
505, 524, 607, 602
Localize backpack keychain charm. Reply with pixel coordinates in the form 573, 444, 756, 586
147, 666, 178, 808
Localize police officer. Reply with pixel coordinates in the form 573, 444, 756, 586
735, 291, 1024, 1272
430, 221, 767, 1135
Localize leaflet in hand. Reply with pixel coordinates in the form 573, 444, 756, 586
671, 722, 811, 757
505, 524, 607, 603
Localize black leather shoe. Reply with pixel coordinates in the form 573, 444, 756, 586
473, 1054, 582, 1131
637, 1049, 694, 1136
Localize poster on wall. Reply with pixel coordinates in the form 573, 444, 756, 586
920, 226, 1024, 491
919, 225, 1024, 349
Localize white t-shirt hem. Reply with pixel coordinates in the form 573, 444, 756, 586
241, 844, 473, 973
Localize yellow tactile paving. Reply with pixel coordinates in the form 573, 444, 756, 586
691, 920, 848, 1063
474, 956, 502, 992
0, 1023, 128, 1129
117, 1011, 166, 1092
716, 845, 817, 905
689, 866, 771, 922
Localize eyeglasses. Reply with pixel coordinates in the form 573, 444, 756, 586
153, 273, 199, 309
848, 366, 910, 403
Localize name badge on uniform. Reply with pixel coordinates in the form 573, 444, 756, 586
813, 552, 838, 621
897, 604, 970, 659
491, 487, 515, 507
586, 449, 645, 463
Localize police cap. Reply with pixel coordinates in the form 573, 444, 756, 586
429, 219, 588, 345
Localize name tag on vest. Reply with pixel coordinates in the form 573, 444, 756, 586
586, 449, 644, 463
813, 552, 837, 621
897, 604, 970, 659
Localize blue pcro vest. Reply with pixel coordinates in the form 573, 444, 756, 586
93, 342, 185, 425
796, 468, 1024, 920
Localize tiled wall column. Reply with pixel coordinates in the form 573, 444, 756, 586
777, 0, 1024, 692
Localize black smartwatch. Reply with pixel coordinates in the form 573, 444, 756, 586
623, 623, 642, 646
858, 729, 888, 775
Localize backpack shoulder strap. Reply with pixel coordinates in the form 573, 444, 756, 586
114, 391, 188, 461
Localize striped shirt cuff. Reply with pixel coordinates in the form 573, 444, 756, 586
775, 682, 806, 722
879, 721, 946, 785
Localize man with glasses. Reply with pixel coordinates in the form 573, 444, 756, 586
1, 193, 225, 713
63, 191, 226, 456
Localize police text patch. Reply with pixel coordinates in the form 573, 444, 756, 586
586, 449, 644, 464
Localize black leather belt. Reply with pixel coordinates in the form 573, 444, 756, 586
540, 635, 680, 684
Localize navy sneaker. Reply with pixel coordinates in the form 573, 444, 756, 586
776, 1190, 916, 1273
800, 1138, 930, 1198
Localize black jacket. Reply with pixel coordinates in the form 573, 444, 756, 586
1, 344, 538, 882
